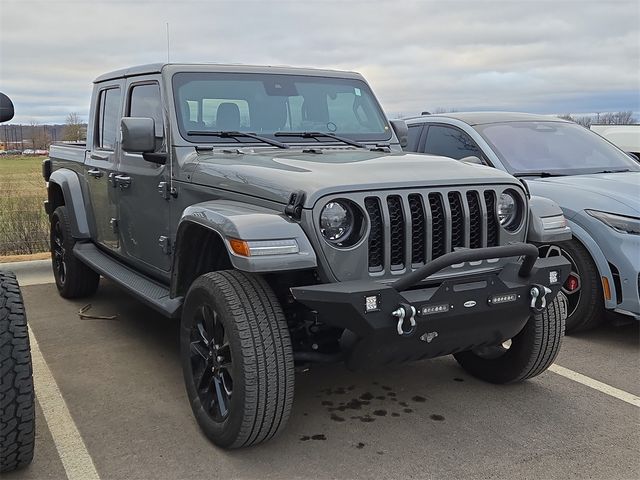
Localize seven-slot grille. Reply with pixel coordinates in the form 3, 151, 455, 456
365, 189, 500, 272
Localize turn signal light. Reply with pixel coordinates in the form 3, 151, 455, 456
601, 277, 612, 301
229, 238, 251, 257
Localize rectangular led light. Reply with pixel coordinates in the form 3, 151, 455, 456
229, 238, 299, 257
421, 303, 450, 315
541, 214, 567, 230
247, 239, 299, 256
490, 293, 518, 305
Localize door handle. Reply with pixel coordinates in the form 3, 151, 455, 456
87, 169, 103, 178
90, 153, 109, 161
114, 174, 131, 189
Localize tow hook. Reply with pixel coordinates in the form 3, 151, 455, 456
530, 284, 552, 312
392, 303, 417, 336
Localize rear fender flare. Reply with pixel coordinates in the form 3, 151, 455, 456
48, 169, 90, 238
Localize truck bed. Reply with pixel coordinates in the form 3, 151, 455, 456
49, 143, 87, 164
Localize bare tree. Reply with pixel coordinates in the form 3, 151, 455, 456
558, 114, 592, 128
559, 111, 635, 128
63, 112, 86, 142
27, 121, 51, 149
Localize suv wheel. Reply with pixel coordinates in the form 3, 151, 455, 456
0, 272, 35, 472
453, 293, 567, 384
538, 240, 604, 333
50, 206, 100, 298
180, 271, 294, 448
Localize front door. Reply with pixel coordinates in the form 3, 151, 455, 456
117, 78, 171, 273
85, 83, 123, 251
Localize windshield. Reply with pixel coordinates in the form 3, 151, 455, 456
475, 121, 639, 175
172, 72, 391, 144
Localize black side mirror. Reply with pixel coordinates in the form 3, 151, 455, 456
0, 92, 15, 123
121, 117, 156, 153
390, 120, 409, 148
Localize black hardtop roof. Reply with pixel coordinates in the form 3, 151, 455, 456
404, 111, 571, 126
93, 63, 361, 83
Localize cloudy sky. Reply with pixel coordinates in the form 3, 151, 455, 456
1, 0, 638, 124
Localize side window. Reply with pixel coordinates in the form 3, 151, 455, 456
96, 88, 121, 151
129, 83, 164, 137
406, 125, 423, 151
423, 125, 482, 160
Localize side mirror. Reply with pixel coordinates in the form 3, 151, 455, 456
0, 92, 15, 123
121, 117, 156, 153
460, 155, 483, 165
390, 120, 409, 148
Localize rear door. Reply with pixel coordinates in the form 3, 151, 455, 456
116, 77, 171, 274
85, 82, 123, 251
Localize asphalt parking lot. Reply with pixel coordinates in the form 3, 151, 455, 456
3, 261, 640, 480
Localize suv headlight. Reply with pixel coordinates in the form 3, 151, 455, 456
586, 210, 640, 235
498, 191, 521, 231
319, 199, 365, 247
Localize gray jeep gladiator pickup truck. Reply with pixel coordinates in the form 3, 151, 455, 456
43, 63, 571, 449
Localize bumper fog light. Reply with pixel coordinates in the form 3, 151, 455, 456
420, 304, 450, 315
365, 295, 380, 313
489, 293, 518, 305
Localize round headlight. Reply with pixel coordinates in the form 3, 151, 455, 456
320, 201, 353, 243
498, 192, 518, 228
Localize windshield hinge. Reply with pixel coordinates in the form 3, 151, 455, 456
285, 191, 305, 220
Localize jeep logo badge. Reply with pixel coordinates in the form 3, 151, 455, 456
463, 300, 477, 308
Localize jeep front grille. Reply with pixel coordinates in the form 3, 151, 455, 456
365, 189, 500, 273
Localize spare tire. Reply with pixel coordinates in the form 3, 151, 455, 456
0, 271, 35, 472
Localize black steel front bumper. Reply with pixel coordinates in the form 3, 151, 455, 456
291, 243, 571, 369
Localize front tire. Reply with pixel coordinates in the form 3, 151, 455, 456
454, 293, 567, 384
180, 271, 294, 449
0, 272, 35, 473
50, 206, 99, 298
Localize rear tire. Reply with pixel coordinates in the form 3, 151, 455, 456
454, 293, 567, 384
0, 271, 35, 473
180, 271, 294, 448
50, 206, 99, 298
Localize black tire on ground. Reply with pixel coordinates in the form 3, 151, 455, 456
180, 270, 295, 449
50, 206, 99, 298
453, 293, 568, 384
0, 271, 35, 473
554, 239, 604, 333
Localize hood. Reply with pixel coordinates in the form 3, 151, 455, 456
529, 171, 640, 214
190, 149, 519, 207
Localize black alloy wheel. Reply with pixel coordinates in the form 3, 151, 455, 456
51, 218, 67, 286
189, 304, 234, 421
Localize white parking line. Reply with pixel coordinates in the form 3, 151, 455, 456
29, 328, 101, 480
550, 364, 640, 408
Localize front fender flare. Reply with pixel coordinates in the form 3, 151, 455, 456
175, 200, 317, 273
48, 169, 90, 238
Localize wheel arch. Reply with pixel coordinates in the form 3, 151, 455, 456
565, 219, 617, 308
47, 169, 90, 238
170, 201, 317, 298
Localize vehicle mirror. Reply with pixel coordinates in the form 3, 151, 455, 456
460, 155, 483, 165
390, 120, 409, 148
121, 117, 155, 153
0, 92, 15, 123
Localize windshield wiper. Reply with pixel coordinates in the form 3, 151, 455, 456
274, 131, 368, 149
512, 171, 565, 178
186, 130, 289, 149
594, 169, 630, 174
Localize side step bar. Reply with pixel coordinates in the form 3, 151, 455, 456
73, 243, 182, 318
